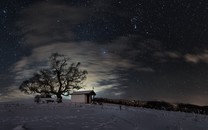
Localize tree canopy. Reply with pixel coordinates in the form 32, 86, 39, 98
19, 53, 88, 103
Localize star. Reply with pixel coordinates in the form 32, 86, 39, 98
3, 10, 6, 14
103, 50, 106, 54
101, 48, 108, 56
134, 25, 137, 29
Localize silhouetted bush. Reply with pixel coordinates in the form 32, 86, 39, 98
143, 101, 174, 111
93, 98, 208, 115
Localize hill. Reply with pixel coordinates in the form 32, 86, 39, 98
0, 100, 208, 130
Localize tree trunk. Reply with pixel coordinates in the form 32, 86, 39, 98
56, 94, 62, 103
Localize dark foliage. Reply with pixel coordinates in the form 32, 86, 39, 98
19, 53, 87, 103
94, 98, 208, 115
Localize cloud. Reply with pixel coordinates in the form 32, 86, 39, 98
7, 33, 162, 101
184, 54, 200, 63
136, 67, 154, 72
0, 86, 33, 102
165, 51, 181, 58
153, 51, 181, 62
17, 1, 90, 46
8, 0, 158, 100
184, 51, 208, 64
10, 42, 135, 95
153, 50, 208, 64
5, 0, 183, 102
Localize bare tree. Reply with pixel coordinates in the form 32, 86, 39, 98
19, 53, 87, 103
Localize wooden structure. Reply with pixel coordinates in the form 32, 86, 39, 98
70, 90, 96, 104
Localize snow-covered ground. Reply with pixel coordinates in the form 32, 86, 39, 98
0, 100, 208, 130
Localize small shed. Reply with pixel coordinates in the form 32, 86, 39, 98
70, 90, 96, 104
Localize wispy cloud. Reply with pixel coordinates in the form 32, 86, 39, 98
9, 0, 157, 100
10, 42, 135, 96
17, 1, 89, 46
8, 34, 159, 100
184, 51, 208, 64
4, 0, 198, 103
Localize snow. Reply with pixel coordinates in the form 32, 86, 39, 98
0, 100, 208, 130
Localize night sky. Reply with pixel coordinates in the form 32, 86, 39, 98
1, 0, 208, 105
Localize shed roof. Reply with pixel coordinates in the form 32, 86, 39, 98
70, 90, 96, 95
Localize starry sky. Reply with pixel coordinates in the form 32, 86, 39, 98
1, 0, 208, 105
